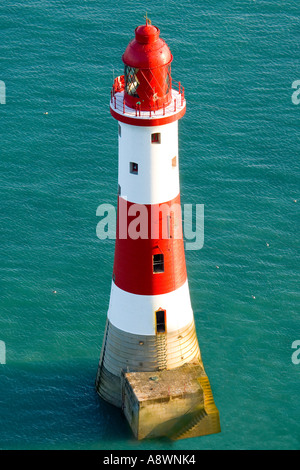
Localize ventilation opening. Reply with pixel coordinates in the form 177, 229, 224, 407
130, 162, 138, 174
153, 253, 164, 273
156, 309, 166, 334
151, 132, 161, 144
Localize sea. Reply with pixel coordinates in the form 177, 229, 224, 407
0, 0, 299, 451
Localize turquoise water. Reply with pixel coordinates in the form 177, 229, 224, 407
0, 0, 299, 450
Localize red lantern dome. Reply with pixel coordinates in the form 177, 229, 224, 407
122, 22, 173, 111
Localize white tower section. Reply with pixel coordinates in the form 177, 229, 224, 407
118, 121, 180, 205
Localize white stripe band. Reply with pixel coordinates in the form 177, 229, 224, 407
107, 279, 194, 335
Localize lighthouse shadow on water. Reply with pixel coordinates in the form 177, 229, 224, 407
95, 19, 220, 441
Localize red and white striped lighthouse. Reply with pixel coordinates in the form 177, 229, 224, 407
96, 22, 220, 439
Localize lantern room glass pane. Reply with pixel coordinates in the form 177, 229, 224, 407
125, 65, 140, 97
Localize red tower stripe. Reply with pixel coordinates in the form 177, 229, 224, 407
113, 194, 187, 296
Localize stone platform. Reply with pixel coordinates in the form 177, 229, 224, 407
121, 363, 220, 440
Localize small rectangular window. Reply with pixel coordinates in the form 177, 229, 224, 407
156, 309, 166, 334
172, 156, 177, 167
118, 124, 121, 137
130, 162, 138, 174
153, 253, 164, 273
151, 132, 161, 144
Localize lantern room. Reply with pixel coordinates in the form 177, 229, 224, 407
122, 20, 173, 111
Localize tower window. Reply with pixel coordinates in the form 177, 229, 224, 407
172, 156, 177, 167
153, 253, 164, 273
118, 124, 121, 137
155, 309, 166, 334
151, 132, 161, 144
130, 162, 138, 174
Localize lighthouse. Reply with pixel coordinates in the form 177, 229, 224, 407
96, 20, 220, 440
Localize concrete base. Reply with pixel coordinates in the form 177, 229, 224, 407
121, 363, 221, 440
95, 319, 201, 408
